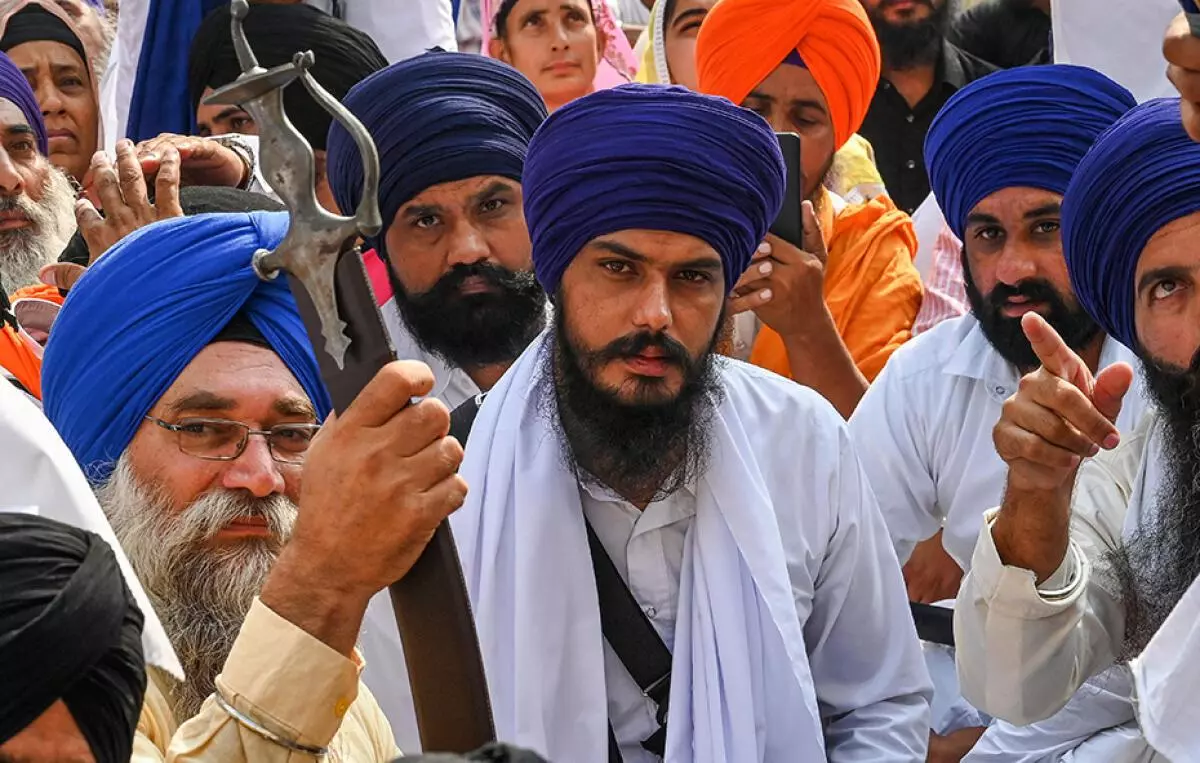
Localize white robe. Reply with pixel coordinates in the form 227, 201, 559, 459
451, 332, 933, 762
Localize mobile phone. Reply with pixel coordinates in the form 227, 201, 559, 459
770, 132, 804, 248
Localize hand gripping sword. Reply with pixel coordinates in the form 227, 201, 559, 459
204, 1, 495, 751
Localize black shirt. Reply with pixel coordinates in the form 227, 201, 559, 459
858, 42, 998, 215
948, 0, 1052, 70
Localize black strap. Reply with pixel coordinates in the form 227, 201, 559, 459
910, 602, 955, 646
585, 519, 673, 759
448, 395, 674, 759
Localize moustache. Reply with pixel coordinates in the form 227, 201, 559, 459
985, 279, 1066, 314
594, 331, 692, 368
426, 261, 536, 299
179, 489, 296, 546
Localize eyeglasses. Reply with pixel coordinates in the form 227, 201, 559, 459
144, 416, 322, 464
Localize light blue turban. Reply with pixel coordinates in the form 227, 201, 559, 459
1063, 98, 1200, 352
522, 83, 785, 294
925, 64, 1135, 240
42, 212, 332, 483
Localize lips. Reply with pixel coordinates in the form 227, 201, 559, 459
544, 61, 581, 74
0, 210, 31, 231
216, 516, 272, 539
623, 351, 674, 377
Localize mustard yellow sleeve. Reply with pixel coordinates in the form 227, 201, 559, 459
164, 598, 399, 762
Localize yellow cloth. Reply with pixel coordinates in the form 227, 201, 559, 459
134, 598, 400, 762
830, 133, 887, 203
749, 188, 922, 382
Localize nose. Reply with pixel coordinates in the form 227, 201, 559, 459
220, 435, 286, 498
34, 80, 64, 117
631, 276, 673, 334
0, 151, 25, 195
551, 19, 571, 49
445, 218, 490, 268
993, 240, 1039, 286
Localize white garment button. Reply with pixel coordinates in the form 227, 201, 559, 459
906, 159, 917, 169
643, 605, 657, 618
994, 385, 1008, 396
906, 114, 915, 123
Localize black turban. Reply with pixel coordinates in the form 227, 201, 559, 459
0, 5, 88, 68
188, 4, 388, 150
0, 513, 146, 763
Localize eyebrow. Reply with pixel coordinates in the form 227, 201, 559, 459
274, 396, 317, 419
166, 391, 237, 415
592, 239, 723, 271
1023, 202, 1062, 220
1137, 265, 1197, 297
214, 107, 247, 124
469, 180, 516, 207
671, 8, 707, 28
3, 124, 32, 137
745, 89, 826, 114
965, 212, 1000, 227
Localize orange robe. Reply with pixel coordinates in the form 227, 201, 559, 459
0, 284, 64, 399
749, 189, 923, 382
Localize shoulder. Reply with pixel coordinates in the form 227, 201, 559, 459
718, 358, 845, 436
947, 41, 1000, 82
880, 314, 978, 382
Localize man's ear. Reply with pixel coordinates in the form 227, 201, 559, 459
488, 37, 510, 63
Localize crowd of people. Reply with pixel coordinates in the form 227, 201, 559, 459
3, 0, 1200, 761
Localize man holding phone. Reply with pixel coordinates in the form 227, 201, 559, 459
695, 0, 922, 418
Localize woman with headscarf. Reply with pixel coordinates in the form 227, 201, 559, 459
483, 0, 636, 111
0, 1, 100, 183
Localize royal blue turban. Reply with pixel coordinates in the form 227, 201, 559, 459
925, 64, 1135, 240
42, 212, 332, 483
523, 83, 785, 293
1063, 98, 1200, 352
326, 51, 547, 257
0, 51, 45, 155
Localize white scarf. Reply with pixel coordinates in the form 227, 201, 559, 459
451, 333, 822, 762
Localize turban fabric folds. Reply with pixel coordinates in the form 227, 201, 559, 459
925, 65, 1135, 240
327, 51, 547, 257
0, 513, 146, 763
0, 50, 44, 157
42, 212, 332, 482
188, 4, 387, 150
522, 83, 785, 293
1063, 98, 1200, 352
694, 0, 880, 150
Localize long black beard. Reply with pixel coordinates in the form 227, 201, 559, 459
391, 260, 547, 370
963, 248, 1101, 373
546, 302, 724, 506
865, 0, 951, 70
1105, 347, 1200, 660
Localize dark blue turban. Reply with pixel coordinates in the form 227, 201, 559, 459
523, 83, 785, 293
326, 51, 547, 257
42, 212, 332, 483
1063, 98, 1200, 352
0, 50, 45, 155
925, 64, 1135, 240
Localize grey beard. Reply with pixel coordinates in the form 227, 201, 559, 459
96, 455, 297, 721
0, 167, 76, 294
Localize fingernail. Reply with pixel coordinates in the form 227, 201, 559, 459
759, 288, 772, 301
141, 152, 157, 162
758, 261, 772, 276
757, 241, 771, 255
91, 150, 105, 164
1102, 433, 1120, 450
1088, 443, 1100, 457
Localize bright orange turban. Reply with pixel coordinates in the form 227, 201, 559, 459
695, 0, 881, 150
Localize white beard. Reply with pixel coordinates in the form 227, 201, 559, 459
96, 454, 298, 721
0, 167, 76, 295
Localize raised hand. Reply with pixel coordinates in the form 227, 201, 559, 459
1165, 11, 1200, 142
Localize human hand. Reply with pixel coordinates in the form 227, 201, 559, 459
75, 139, 184, 263
288, 361, 468, 603
134, 133, 247, 188
902, 530, 963, 604
927, 727, 986, 763
992, 313, 1133, 494
1165, 11, 1200, 142
728, 200, 830, 339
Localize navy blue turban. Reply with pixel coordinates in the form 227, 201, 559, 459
925, 64, 1135, 240
523, 83, 785, 293
1063, 98, 1200, 352
327, 51, 547, 257
0, 50, 45, 155
42, 212, 332, 483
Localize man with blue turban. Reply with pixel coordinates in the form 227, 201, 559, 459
327, 51, 548, 411
40, 210, 469, 761
450, 83, 932, 762
849, 64, 1146, 760
952, 97, 1200, 757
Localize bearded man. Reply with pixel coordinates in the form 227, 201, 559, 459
693, 0, 924, 417
451, 83, 931, 762
953, 99, 1200, 759
856, 0, 996, 215
328, 51, 548, 409
41, 211, 468, 761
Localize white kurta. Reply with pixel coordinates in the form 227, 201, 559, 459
451, 333, 933, 762
0, 380, 182, 679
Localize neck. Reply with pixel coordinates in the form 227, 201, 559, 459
464, 362, 511, 392
884, 63, 938, 108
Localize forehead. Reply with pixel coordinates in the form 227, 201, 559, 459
970, 186, 1063, 220
6, 39, 86, 71
401, 175, 520, 209
0, 98, 31, 131
581, 229, 720, 263
668, 0, 715, 24
752, 63, 826, 106
510, 0, 590, 15
154, 342, 309, 413
1137, 211, 1200, 277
